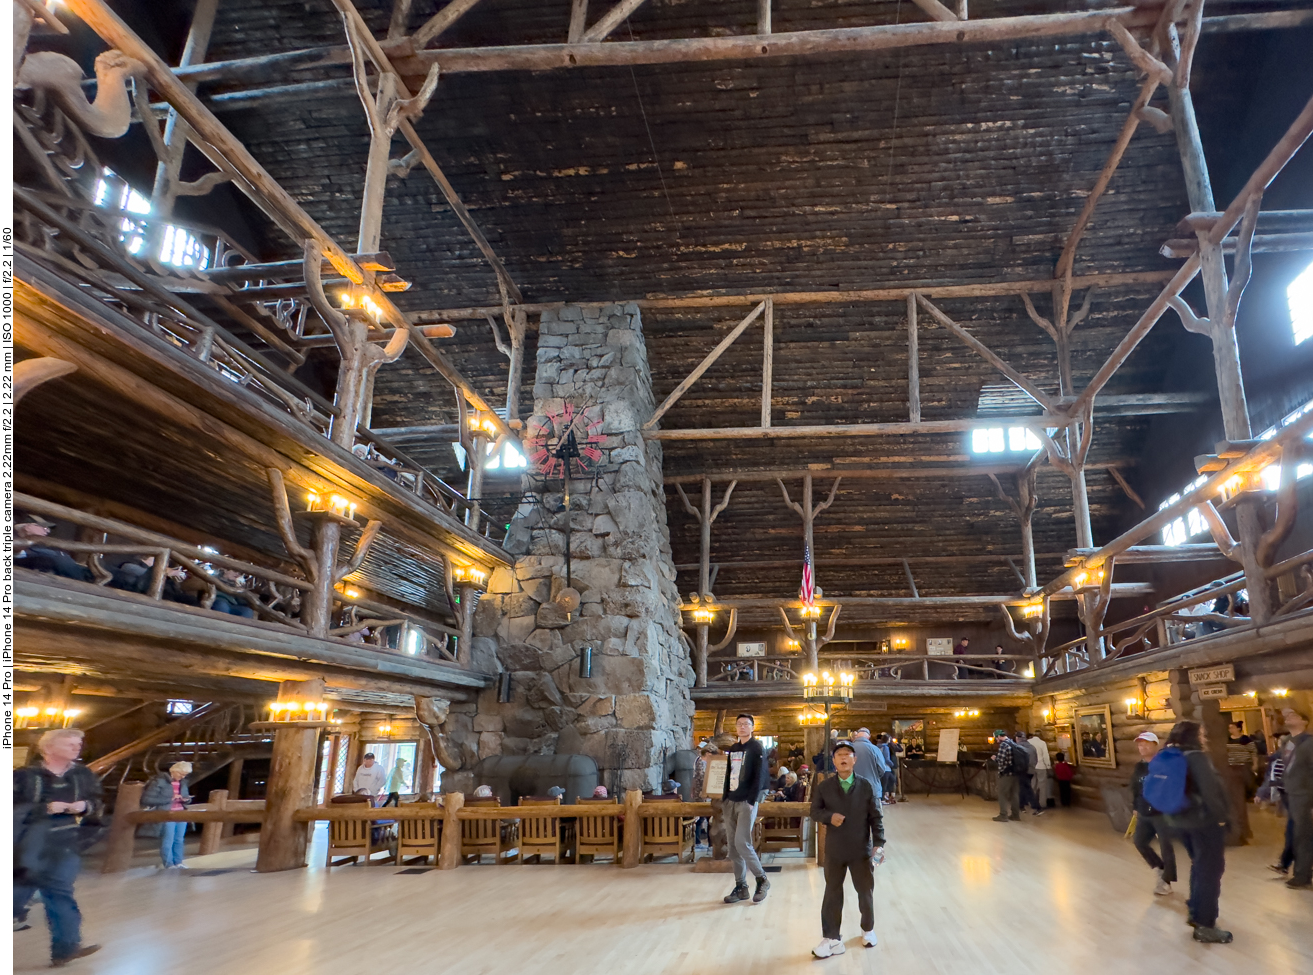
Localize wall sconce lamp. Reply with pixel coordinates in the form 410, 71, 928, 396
452, 564, 489, 588
306, 491, 358, 518
1124, 697, 1142, 717
799, 603, 823, 620
1271, 688, 1289, 698
15, 707, 81, 730
784, 638, 801, 653
267, 701, 329, 723
692, 605, 715, 625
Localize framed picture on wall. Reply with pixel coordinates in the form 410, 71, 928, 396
1075, 706, 1116, 768
737, 642, 767, 657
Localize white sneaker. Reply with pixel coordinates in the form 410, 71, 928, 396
1154, 876, 1172, 896
812, 939, 846, 958
862, 930, 878, 947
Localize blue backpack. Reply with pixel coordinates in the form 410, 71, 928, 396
1142, 747, 1191, 815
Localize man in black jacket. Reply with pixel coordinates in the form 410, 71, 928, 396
810, 740, 886, 958
721, 713, 770, 904
1129, 731, 1177, 895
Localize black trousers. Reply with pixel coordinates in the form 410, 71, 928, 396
822, 855, 874, 940
1132, 813, 1177, 883
383, 792, 400, 807
1057, 781, 1072, 806
1180, 823, 1226, 927
1291, 794, 1313, 885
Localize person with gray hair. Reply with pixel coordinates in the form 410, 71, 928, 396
142, 761, 194, 868
13, 728, 102, 966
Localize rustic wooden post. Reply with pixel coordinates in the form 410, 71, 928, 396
198, 789, 228, 856
102, 780, 145, 873
907, 292, 920, 423
222, 758, 244, 838
761, 298, 773, 428
757, 0, 771, 34
147, 0, 220, 248
990, 463, 1040, 590
676, 477, 736, 686
439, 791, 464, 869
267, 467, 382, 637
466, 432, 488, 533
621, 789, 644, 868
256, 679, 325, 873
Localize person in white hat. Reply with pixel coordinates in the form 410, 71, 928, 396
1130, 731, 1178, 896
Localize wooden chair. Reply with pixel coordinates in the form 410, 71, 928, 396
759, 801, 806, 853
396, 804, 442, 866
326, 795, 394, 868
517, 797, 562, 864
575, 797, 620, 863
640, 796, 695, 863
460, 797, 519, 864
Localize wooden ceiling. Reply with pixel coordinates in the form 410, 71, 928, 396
78, 0, 1311, 618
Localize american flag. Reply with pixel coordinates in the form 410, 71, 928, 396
800, 543, 815, 605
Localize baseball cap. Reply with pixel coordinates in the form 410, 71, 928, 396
832, 740, 856, 755
1135, 731, 1160, 743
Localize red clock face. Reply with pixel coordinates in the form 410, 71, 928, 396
523, 402, 604, 479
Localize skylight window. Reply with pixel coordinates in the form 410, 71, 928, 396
1158, 398, 1313, 545
1290, 260, 1313, 345
971, 426, 1040, 454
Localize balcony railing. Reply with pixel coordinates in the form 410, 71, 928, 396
706, 653, 1036, 685
15, 492, 460, 662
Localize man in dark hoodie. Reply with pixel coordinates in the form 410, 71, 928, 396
810, 739, 886, 958
721, 713, 770, 905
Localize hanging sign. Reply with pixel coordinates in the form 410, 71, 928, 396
1197, 684, 1229, 700
1189, 664, 1234, 685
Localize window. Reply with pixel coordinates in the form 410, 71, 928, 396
1158, 397, 1313, 545
453, 438, 528, 471
402, 624, 426, 656
166, 700, 194, 715
92, 168, 211, 269
971, 426, 1040, 454
1290, 260, 1313, 345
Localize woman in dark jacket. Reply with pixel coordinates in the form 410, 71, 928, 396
1163, 721, 1233, 944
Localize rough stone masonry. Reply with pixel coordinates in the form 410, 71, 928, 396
460, 302, 695, 793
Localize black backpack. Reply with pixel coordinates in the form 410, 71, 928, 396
1009, 740, 1033, 775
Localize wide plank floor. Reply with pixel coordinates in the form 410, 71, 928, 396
15, 796, 1311, 974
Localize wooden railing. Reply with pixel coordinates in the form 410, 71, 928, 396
101, 788, 815, 873
1040, 545, 1313, 677
16, 492, 460, 660
706, 653, 1035, 684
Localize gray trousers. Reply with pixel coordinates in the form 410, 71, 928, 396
997, 774, 1021, 817
1033, 769, 1051, 807
723, 799, 764, 884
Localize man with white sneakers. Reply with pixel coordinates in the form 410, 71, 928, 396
810, 740, 886, 958
1129, 731, 1177, 896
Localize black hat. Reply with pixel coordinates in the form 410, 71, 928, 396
832, 739, 856, 755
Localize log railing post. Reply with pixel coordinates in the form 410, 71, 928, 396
102, 780, 145, 873
439, 791, 465, 869
198, 789, 228, 856
621, 789, 643, 868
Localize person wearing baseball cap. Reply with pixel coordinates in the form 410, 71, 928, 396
809, 739, 886, 958
1130, 731, 1178, 896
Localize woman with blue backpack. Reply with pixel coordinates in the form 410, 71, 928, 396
1142, 720, 1233, 944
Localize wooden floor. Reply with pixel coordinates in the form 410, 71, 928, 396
15, 797, 1311, 974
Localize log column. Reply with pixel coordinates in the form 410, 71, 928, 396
198, 789, 227, 856
621, 789, 644, 868
256, 678, 325, 873
1169, 72, 1270, 621
222, 758, 244, 839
